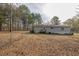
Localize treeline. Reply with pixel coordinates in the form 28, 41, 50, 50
50, 5, 79, 33
0, 3, 79, 32
0, 3, 42, 31
63, 15, 79, 32
50, 15, 79, 33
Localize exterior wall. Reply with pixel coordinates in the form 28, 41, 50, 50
33, 27, 43, 33
31, 25, 72, 34
45, 27, 71, 34
54, 27, 70, 34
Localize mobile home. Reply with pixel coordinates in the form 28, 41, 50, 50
30, 25, 73, 35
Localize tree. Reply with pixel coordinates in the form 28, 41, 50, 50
0, 3, 11, 31
18, 5, 30, 30
35, 13, 42, 25
51, 16, 60, 25
0, 4, 43, 31
28, 13, 36, 25
0, 3, 16, 32
63, 18, 74, 27
28, 13, 42, 25
63, 16, 79, 32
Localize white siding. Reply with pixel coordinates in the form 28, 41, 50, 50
45, 27, 71, 34
32, 25, 72, 34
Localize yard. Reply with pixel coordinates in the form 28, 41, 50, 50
0, 31, 79, 56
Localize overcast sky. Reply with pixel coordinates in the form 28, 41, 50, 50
25, 3, 79, 23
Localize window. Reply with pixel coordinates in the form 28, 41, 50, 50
61, 27, 64, 31
51, 27, 53, 29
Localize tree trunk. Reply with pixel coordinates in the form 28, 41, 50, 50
0, 24, 2, 31
23, 24, 26, 31
22, 20, 26, 31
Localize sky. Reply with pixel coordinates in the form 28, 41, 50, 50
25, 3, 79, 23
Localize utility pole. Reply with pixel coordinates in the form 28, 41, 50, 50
10, 3, 12, 32
9, 3, 12, 45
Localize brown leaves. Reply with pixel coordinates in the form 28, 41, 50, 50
0, 31, 79, 56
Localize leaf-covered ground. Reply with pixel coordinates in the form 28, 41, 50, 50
0, 31, 79, 56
